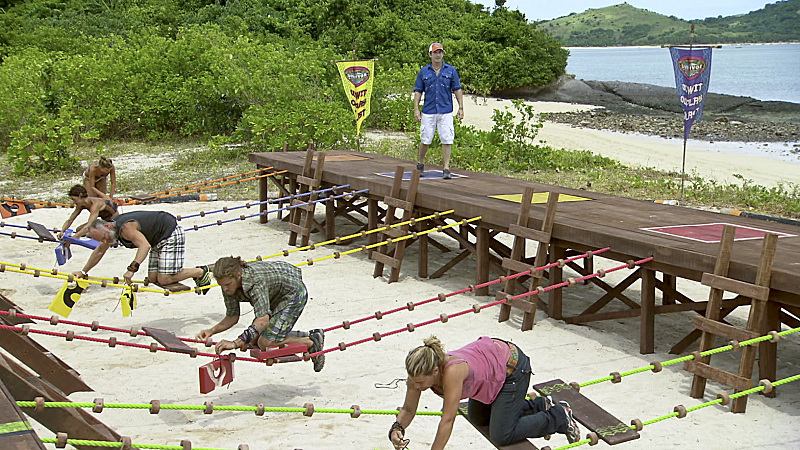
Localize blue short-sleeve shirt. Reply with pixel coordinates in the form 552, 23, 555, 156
414, 62, 462, 115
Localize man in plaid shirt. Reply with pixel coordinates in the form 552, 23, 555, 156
196, 256, 325, 372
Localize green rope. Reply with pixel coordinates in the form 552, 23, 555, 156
17, 400, 442, 416
578, 326, 799, 388
40, 438, 231, 449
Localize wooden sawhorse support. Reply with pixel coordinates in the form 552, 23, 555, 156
496, 187, 559, 331
533, 379, 640, 446
684, 224, 778, 413
288, 144, 326, 247
371, 166, 421, 283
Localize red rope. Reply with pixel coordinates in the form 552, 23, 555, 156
310, 255, 652, 358
322, 247, 611, 333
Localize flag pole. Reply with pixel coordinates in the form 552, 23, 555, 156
680, 23, 695, 207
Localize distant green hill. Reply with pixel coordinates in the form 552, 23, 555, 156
537, 1, 800, 46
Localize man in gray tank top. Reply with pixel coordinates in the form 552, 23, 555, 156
72, 210, 212, 293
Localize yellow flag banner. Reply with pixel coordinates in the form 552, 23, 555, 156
49, 278, 90, 317
336, 60, 374, 134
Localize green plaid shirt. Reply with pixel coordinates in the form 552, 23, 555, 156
223, 261, 305, 318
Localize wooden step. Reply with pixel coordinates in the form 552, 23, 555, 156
532, 379, 639, 446
458, 401, 538, 449
142, 327, 195, 354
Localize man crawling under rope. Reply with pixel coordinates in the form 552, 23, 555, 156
196, 256, 325, 372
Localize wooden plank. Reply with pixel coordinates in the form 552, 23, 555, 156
296, 175, 316, 187
701, 273, 770, 301
0, 380, 46, 449
142, 327, 195, 354
532, 379, 639, 446
26, 221, 57, 242
684, 360, 752, 391
507, 224, 551, 244
501, 258, 536, 276
155, 282, 191, 293
457, 401, 538, 450
370, 251, 401, 269
691, 316, 760, 342
383, 196, 414, 211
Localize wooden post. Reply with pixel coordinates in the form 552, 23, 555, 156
640, 267, 656, 354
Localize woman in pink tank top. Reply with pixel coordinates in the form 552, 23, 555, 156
389, 336, 580, 449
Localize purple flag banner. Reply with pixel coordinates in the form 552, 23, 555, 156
669, 47, 713, 140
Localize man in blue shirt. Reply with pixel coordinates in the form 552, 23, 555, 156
414, 42, 464, 179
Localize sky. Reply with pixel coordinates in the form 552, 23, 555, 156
497, 1, 777, 22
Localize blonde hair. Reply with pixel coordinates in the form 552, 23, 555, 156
213, 256, 247, 280
99, 156, 114, 169
405, 336, 447, 377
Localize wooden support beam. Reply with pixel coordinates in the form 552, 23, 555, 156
0, 380, 46, 449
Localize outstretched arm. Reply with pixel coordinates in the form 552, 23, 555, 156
72, 200, 104, 239
108, 167, 116, 198
59, 207, 83, 239
392, 382, 422, 449
72, 241, 110, 278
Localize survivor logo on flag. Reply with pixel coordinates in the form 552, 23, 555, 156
669, 47, 713, 139
335, 60, 375, 134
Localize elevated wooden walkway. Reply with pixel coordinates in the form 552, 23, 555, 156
249, 150, 800, 382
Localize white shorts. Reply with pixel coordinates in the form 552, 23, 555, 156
420, 113, 455, 145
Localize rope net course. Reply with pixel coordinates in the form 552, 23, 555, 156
0, 247, 629, 362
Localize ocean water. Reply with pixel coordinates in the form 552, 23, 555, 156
565, 43, 800, 104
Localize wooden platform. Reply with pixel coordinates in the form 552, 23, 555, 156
458, 401, 537, 449
249, 150, 800, 379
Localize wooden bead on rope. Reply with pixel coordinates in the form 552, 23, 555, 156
468, 285, 476, 293
92, 398, 104, 413
350, 405, 361, 418
333, 251, 341, 259
569, 381, 581, 392
630, 418, 643, 431
406, 302, 415, 311
673, 405, 687, 418
586, 250, 594, 260
189, 348, 198, 358
691, 350, 703, 361
373, 332, 382, 342
567, 277, 577, 286
180, 439, 192, 450
204, 401, 214, 414
407, 323, 415, 332
626, 260, 636, 269
143, 277, 150, 286
19, 263, 25, 270
759, 379, 775, 394
67, 274, 74, 282
557, 259, 565, 268
205, 337, 214, 347
239, 215, 246, 221
101, 280, 107, 288
237, 445, 250, 450
34, 397, 45, 412
342, 320, 350, 330
769, 331, 781, 342
610, 372, 622, 383
716, 392, 731, 406
255, 403, 265, 416
113, 277, 120, 284
50, 315, 59, 325
374, 311, 383, 320
438, 293, 447, 302
650, 361, 662, 373
150, 400, 161, 414
8, 308, 16, 318
227, 352, 236, 363
163, 289, 170, 297
536, 286, 546, 295
120, 436, 132, 450
108, 336, 117, 347
472, 304, 481, 313
338, 342, 347, 351
21, 324, 30, 335
129, 326, 139, 337
729, 339, 741, 351
149, 343, 159, 353
587, 431, 599, 446
91, 321, 100, 331
303, 403, 314, 417
65, 330, 74, 341
56, 432, 68, 448
33, 270, 40, 277
440, 314, 449, 323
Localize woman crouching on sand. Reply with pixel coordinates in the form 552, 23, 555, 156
390, 336, 580, 449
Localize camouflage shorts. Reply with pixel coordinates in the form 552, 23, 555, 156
260, 284, 308, 342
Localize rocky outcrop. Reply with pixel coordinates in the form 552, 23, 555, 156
502, 75, 800, 142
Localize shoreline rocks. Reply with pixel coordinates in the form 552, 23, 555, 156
502, 75, 800, 143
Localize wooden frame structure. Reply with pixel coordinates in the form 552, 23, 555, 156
684, 225, 777, 413
287, 145, 327, 247
371, 166, 421, 283
249, 150, 800, 384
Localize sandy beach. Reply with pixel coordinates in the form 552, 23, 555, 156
461, 97, 800, 188
1, 194, 799, 449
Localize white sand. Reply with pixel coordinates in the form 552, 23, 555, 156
461, 97, 800, 189
1, 198, 799, 449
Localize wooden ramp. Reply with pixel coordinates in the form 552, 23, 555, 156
142, 327, 196, 354
532, 379, 639, 446
0, 381, 45, 450
458, 401, 538, 450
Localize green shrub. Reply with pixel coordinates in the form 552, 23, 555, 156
6, 110, 96, 174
